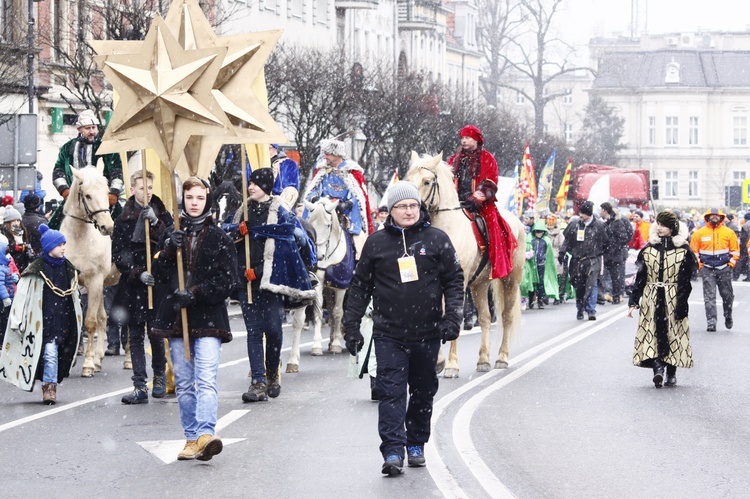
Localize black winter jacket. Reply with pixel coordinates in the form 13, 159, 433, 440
22, 210, 47, 255
343, 209, 464, 342
111, 195, 173, 325
560, 216, 609, 260
151, 218, 238, 343
603, 214, 632, 263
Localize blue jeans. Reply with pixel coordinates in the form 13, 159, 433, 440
169, 337, 222, 440
43, 341, 58, 384
374, 336, 440, 459
238, 289, 284, 384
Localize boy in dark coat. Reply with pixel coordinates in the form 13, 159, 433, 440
151, 177, 238, 462
112, 169, 173, 404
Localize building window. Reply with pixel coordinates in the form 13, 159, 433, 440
289, 0, 305, 17
563, 90, 573, 105
648, 116, 656, 145
665, 116, 678, 145
515, 91, 524, 104
688, 171, 699, 198
664, 170, 678, 198
689, 116, 699, 145
733, 116, 747, 146
565, 123, 573, 144
314, 0, 328, 24
262, 0, 278, 13
733, 171, 746, 186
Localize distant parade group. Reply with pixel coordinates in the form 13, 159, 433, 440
1, 112, 748, 475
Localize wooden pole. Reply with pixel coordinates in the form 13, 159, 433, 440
143, 151, 153, 310
241, 145, 253, 304
171, 172, 191, 360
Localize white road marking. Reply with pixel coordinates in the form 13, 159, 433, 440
138, 410, 250, 464
427, 306, 627, 499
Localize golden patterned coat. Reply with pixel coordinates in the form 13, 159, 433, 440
0, 260, 82, 392
629, 223, 697, 369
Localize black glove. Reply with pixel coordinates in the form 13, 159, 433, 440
173, 289, 196, 310
459, 200, 477, 212
167, 230, 186, 251
139, 272, 155, 286
345, 330, 364, 356
440, 321, 460, 344
558, 253, 566, 266
141, 206, 158, 225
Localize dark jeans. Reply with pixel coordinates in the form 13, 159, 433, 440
129, 322, 167, 389
374, 336, 440, 459
603, 259, 625, 300
238, 289, 284, 385
0, 304, 9, 345
570, 256, 601, 314
702, 266, 734, 326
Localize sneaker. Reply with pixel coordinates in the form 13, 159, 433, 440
267, 380, 281, 399
177, 440, 199, 461
242, 382, 268, 402
707, 324, 716, 332
725, 317, 733, 330
407, 445, 426, 467
382, 455, 403, 476
195, 434, 223, 462
121, 388, 149, 404
152, 375, 166, 399
104, 346, 120, 356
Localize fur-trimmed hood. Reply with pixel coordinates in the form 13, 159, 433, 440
649, 220, 688, 246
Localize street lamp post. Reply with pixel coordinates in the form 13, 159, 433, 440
27, 0, 35, 113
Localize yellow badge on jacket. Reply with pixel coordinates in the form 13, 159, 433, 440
398, 256, 418, 283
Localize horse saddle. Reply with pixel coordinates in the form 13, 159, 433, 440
463, 209, 488, 253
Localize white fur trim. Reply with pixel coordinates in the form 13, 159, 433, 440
303, 163, 369, 234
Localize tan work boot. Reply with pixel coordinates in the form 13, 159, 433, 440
42, 383, 57, 405
177, 440, 199, 460
195, 434, 223, 461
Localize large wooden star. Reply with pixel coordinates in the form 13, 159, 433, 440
92, 14, 234, 171
164, 0, 285, 177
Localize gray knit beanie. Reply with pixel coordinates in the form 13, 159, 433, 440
386, 181, 420, 212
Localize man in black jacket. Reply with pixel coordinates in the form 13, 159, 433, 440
343, 181, 464, 477
560, 201, 609, 320
600, 202, 632, 304
112, 169, 173, 404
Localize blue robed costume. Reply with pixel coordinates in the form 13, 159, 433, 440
304, 160, 369, 236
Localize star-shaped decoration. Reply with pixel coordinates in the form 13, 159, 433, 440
91, 14, 235, 171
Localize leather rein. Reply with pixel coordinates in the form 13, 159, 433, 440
66, 187, 110, 232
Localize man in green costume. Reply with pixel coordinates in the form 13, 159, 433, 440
49, 110, 124, 228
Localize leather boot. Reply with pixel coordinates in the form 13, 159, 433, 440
652, 360, 664, 388
665, 365, 677, 386
42, 383, 57, 405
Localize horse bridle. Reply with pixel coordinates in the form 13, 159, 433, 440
66, 186, 110, 232
418, 166, 464, 214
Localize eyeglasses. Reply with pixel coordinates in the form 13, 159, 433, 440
392, 203, 420, 212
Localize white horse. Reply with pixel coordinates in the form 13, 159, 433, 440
286, 197, 350, 372
60, 166, 117, 377
406, 152, 526, 377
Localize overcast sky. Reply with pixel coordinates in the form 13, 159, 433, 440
567, 0, 750, 38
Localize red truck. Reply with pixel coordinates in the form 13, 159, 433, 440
570, 164, 651, 213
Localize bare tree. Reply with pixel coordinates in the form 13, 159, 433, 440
497, 0, 591, 141
266, 44, 356, 192
476, 0, 522, 107
0, 0, 33, 120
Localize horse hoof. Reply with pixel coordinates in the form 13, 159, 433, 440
476, 363, 492, 372
310, 347, 323, 356
286, 363, 299, 373
123, 361, 133, 370
494, 360, 509, 369
444, 368, 459, 379
435, 359, 446, 374
81, 368, 94, 378
328, 345, 342, 354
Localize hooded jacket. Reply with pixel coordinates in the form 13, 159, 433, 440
690, 211, 739, 269
602, 208, 633, 263
343, 207, 464, 341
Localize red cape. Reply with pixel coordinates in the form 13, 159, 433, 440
448, 149, 517, 279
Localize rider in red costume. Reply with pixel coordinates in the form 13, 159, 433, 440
448, 125, 517, 279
